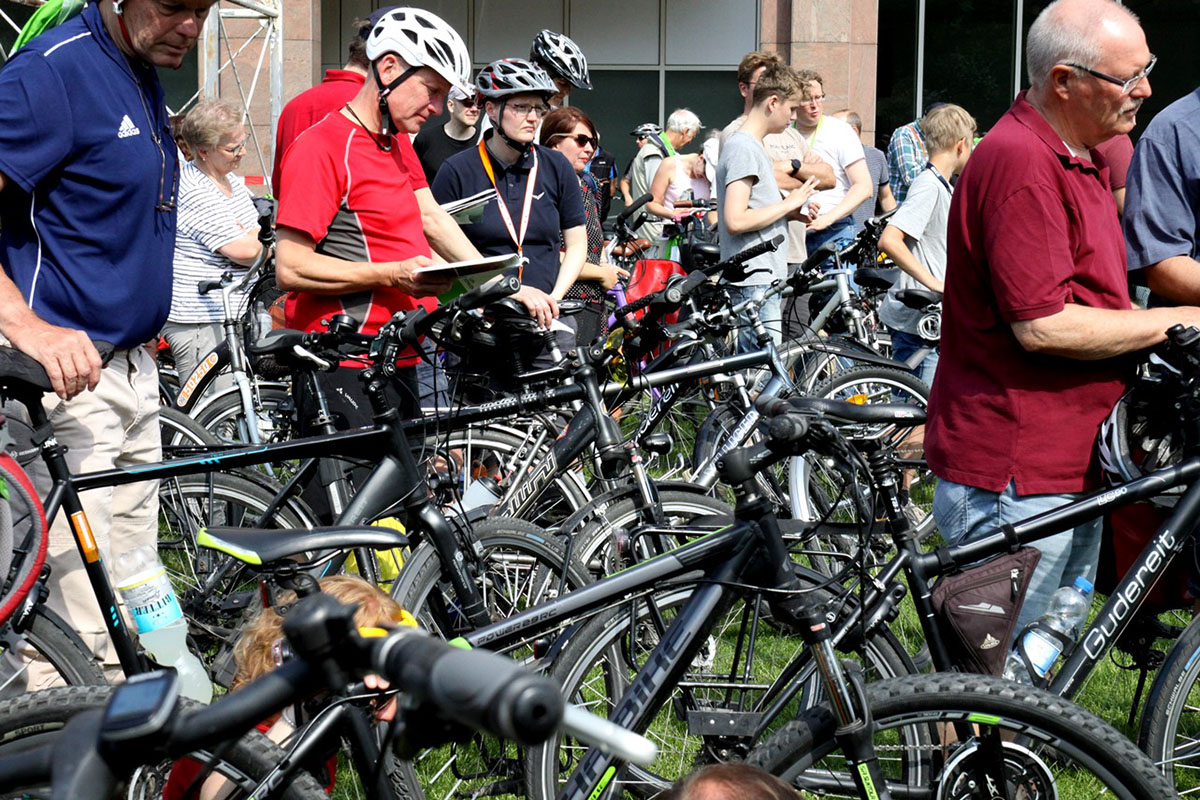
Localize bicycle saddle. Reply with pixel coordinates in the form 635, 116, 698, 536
0, 343, 113, 405
611, 239, 653, 257
197, 525, 408, 569
895, 288, 943, 310
853, 267, 902, 292
247, 328, 306, 357
785, 395, 927, 426
688, 241, 721, 269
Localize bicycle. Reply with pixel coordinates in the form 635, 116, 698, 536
0, 590, 654, 800
521, 400, 1172, 799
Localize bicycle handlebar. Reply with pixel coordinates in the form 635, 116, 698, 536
616, 192, 653, 226
0, 594, 656, 799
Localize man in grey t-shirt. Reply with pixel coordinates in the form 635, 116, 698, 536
715, 63, 818, 353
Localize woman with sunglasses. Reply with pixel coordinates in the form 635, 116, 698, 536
432, 59, 587, 369
539, 107, 630, 348
164, 100, 270, 391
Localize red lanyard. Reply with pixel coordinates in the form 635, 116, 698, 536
478, 139, 539, 278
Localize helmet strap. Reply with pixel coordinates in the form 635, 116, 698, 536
111, 0, 137, 54
494, 99, 535, 155
371, 60, 420, 151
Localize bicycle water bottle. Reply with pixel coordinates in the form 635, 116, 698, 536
462, 475, 502, 511
1002, 576, 1094, 684
115, 545, 213, 703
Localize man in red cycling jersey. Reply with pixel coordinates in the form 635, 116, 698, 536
275, 7, 480, 427
927, 0, 1200, 640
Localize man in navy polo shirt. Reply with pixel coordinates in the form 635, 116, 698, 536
0, 0, 214, 684
927, 0, 1200, 642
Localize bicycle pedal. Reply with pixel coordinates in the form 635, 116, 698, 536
685, 709, 761, 736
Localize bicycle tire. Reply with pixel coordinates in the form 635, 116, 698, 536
158, 472, 311, 686
0, 685, 328, 800
192, 382, 291, 446
562, 490, 732, 577
387, 517, 591, 800
0, 607, 106, 696
524, 579, 913, 800
159, 405, 221, 455
1138, 612, 1200, 794
793, 365, 933, 575
748, 672, 1173, 800
432, 425, 591, 526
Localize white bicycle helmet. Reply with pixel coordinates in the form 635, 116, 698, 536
476, 58, 557, 99
630, 123, 662, 138
365, 7, 473, 95
529, 30, 591, 90
1097, 353, 1185, 506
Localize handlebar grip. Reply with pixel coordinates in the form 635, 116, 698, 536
376, 630, 563, 746
457, 275, 521, 312
613, 290, 660, 319
196, 279, 224, 295
706, 234, 784, 276
617, 192, 653, 225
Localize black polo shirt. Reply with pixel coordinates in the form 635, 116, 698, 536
432, 130, 586, 293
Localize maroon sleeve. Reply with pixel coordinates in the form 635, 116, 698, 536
1094, 134, 1134, 190
275, 125, 345, 244
984, 183, 1074, 322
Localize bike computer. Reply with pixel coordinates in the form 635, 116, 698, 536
100, 669, 181, 744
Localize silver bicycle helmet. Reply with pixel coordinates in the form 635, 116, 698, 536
475, 58, 557, 99
630, 123, 662, 138
365, 7, 473, 95
1097, 354, 1185, 506
529, 30, 591, 90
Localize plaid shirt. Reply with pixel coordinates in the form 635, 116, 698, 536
887, 120, 928, 202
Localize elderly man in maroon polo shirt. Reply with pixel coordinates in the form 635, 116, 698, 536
927, 0, 1200, 640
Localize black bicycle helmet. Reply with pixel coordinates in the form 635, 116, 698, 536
529, 30, 591, 90
630, 123, 662, 138
1097, 353, 1186, 506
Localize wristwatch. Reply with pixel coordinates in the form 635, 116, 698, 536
789, 158, 803, 178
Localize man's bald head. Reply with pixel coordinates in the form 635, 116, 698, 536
1026, 0, 1141, 87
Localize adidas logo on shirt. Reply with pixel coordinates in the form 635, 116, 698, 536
117, 115, 141, 139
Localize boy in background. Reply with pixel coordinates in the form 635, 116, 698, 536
878, 103, 977, 385
716, 62, 819, 353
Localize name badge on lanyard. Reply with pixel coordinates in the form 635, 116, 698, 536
479, 139, 539, 281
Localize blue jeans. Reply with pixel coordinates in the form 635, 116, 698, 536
933, 478, 1102, 643
888, 328, 939, 387
726, 284, 782, 355
805, 218, 857, 267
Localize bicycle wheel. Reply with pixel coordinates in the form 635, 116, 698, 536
0, 685, 327, 800
158, 472, 311, 684
159, 406, 220, 457
1138, 613, 1200, 794
792, 365, 933, 574
387, 517, 591, 800
692, 402, 792, 508
748, 672, 1173, 800
0, 608, 106, 697
192, 382, 292, 446
562, 490, 732, 577
524, 580, 913, 800
431, 424, 591, 527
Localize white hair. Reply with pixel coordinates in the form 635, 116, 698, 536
666, 108, 702, 136
1025, 0, 1139, 86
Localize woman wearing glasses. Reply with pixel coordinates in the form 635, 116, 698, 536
432, 59, 586, 371
163, 100, 269, 390
539, 107, 629, 348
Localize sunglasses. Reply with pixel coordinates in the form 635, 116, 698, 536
551, 132, 599, 149
457, 96, 480, 108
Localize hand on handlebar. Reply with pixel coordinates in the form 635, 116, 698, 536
514, 285, 560, 329
8, 321, 103, 400
389, 255, 454, 298
597, 263, 631, 290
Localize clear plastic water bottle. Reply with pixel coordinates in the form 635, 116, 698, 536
1002, 576, 1094, 684
115, 545, 212, 704
461, 475, 501, 511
